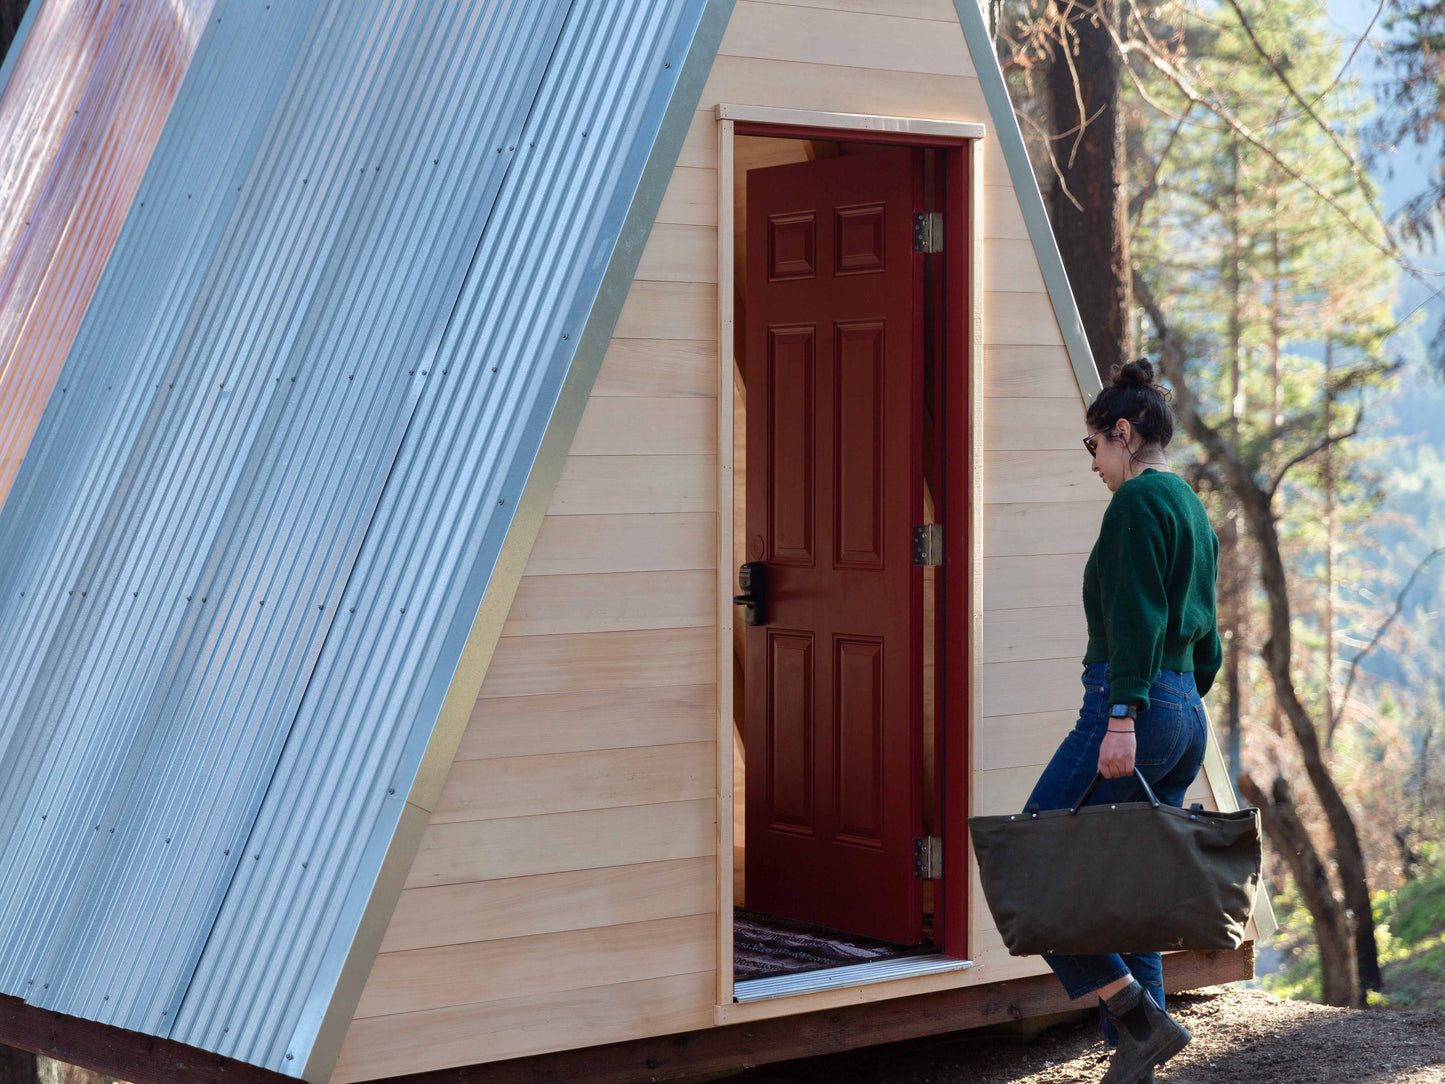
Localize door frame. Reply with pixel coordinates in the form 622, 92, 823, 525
714, 104, 985, 1016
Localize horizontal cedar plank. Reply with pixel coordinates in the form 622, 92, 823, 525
978, 553, 1088, 612
524, 512, 714, 576
978, 657, 1081, 718
982, 236, 1048, 294
676, 110, 717, 170
501, 569, 714, 637
981, 184, 1030, 240
655, 167, 717, 226
406, 799, 716, 888
978, 140, 1015, 187
978, 604, 1086, 664
983, 291, 1066, 346
547, 455, 716, 515
719, 2, 974, 77
974, 709, 1076, 771
385, 951, 1253, 1084
700, 55, 987, 122
614, 281, 716, 340
983, 396, 1087, 451
432, 742, 715, 823
345, 947, 1253, 1083
356, 914, 715, 1019
981, 501, 1102, 558
571, 396, 717, 456
459, 684, 715, 760
379, 857, 715, 954
480, 627, 714, 699
752, 0, 961, 23
982, 345, 1082, 398
332, 971, 716, 1083
593, 338, 716, 398
635, 222, 717, 283
982, 451, 1110, 505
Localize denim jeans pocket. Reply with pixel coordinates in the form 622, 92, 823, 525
1134, 697, 1185, 767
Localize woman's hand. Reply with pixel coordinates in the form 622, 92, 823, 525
1098, 730, 1136, 778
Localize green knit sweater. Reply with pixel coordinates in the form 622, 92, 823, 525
1082, 469, 1223, 709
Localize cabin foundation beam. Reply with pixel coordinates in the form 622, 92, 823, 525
365, 945, 1253, 1083
0, 995, 291, 1084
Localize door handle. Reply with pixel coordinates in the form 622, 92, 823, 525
733, 561, 766, 626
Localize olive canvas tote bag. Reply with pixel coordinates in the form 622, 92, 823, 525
968, 771, 1261, 956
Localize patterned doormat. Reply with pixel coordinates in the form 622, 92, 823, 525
733, 908, 930, 982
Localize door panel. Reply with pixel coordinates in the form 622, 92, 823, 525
744, 146, 922, 944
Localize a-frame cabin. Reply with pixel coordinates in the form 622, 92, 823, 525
0, 1, 1270, 1081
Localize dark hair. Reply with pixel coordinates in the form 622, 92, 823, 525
1085, 358, 1174, 450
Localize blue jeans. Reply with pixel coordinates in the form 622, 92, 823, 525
1026, 662, 1208, 1033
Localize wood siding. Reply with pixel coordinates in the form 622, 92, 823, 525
335, 1, 1230, 1078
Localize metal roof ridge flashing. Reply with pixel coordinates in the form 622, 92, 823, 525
950, 0, 1102, 403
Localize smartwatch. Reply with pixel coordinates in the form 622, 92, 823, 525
1109, 703, 1138, 721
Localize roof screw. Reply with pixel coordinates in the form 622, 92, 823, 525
253, 854, 260, 860
664, 62, 671, 68
349, 607, 355, 613
498, 498, 505, 505
165, 838, 170, 843
387, 788, 395, 795
287, 1055, 294, 1061
224, 849, 229, 855
562, 334, 568, 340
302, 862, 308, 869
317, 604, 324, 611
491, 366, 498, 372
582, 131, 588, 138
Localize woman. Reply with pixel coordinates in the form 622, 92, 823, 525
1026, 359, 1222, 1084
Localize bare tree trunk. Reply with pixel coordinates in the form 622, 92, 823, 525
1141, 278, 1379, 1003
1046, 0, 1133, 379
1238, 774, 1359, 1006
1220, 142, 1246, 783
0, 1047, 37, 1084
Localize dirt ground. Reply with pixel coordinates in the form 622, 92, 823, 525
702, 985, 1445, 1084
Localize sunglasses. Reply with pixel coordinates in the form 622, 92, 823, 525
1082, 428, 1111, 457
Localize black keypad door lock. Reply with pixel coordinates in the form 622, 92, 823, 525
734, 562, 766, 626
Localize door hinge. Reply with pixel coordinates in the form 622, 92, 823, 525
913, 523, 943, 566
913, 211, 943, 253
914, 836, 944, 879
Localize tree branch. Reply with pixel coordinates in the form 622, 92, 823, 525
1330, 545, 1445, 743
1267, 412, 1363, 498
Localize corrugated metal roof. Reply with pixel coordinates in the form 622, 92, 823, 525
0, 0, 726, 1077
0, 0, 213, 507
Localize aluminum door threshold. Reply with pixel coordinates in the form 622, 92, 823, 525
734, 953, 974, 1003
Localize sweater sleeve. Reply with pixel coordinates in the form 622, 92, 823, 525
1096, 505, 1169, 710
1193, 625, 1223, 698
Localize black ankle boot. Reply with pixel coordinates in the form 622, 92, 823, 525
1100, 985, 1189, 1084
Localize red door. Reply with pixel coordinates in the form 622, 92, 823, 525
743, 146, 923, 944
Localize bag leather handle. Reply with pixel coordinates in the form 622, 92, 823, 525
1068, 768, 1161, 814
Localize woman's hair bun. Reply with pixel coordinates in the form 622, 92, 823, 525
1112, 358, 1156, 388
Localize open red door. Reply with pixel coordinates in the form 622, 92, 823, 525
742, 146, 924, 945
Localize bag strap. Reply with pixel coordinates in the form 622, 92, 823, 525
1069, 768, 1161, 814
